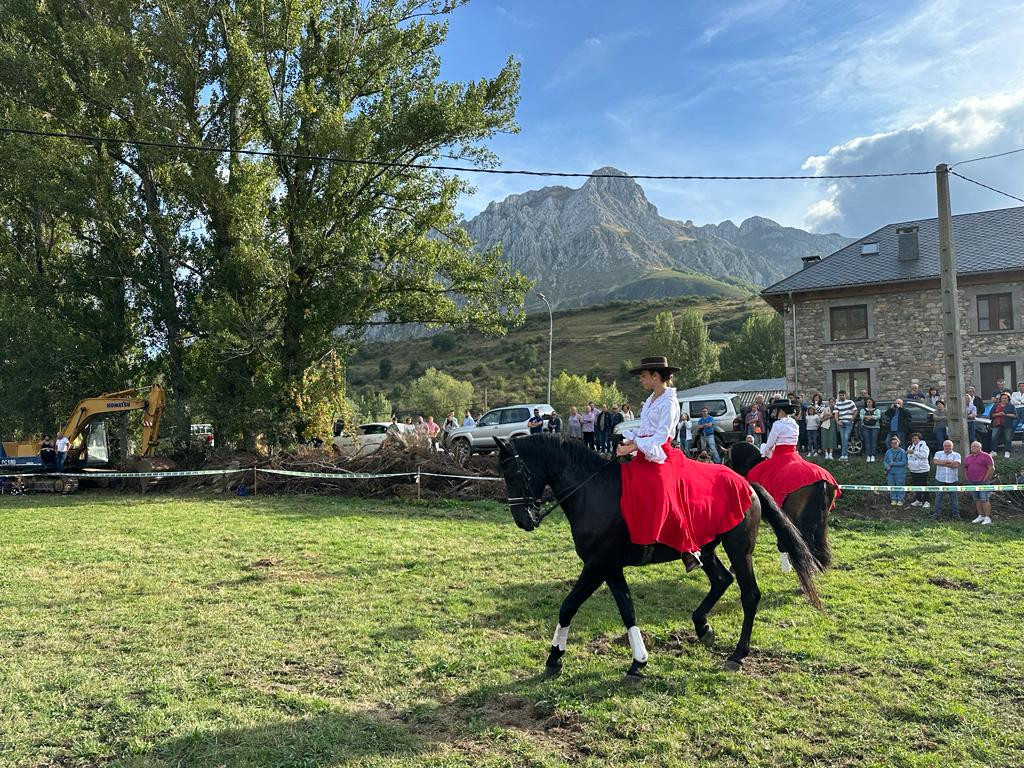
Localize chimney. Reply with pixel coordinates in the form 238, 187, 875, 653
800, 254, 821, 270
896, 226, 919, 261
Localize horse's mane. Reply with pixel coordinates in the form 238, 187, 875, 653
728, 441, 763, 476
514, 433, 611, 473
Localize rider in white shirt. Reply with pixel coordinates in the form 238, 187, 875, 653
760, 401, 799, 458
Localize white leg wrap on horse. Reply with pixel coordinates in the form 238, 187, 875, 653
780, 552, 793, 572
627, 625, 648, 663
552, 624, 569, 651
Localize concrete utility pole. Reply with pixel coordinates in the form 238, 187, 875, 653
935, 164, 966, 452
536, 292, 553, 406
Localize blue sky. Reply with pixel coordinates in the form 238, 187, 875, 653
439, 0, 1024, 236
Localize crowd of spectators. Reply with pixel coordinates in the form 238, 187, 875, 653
734, 379, 1019, 524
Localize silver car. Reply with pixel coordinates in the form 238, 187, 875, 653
445, 403, 553, 462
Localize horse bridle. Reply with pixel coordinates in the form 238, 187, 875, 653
503, 438, 616, 526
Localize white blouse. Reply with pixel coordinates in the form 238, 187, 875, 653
760, 415, 799, 458
623, 387, 679, 463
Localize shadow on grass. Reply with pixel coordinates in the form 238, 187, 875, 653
124, 666, 722, 767
118, 708, 425, 768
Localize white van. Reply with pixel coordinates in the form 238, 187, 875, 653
614, 393, 743, 451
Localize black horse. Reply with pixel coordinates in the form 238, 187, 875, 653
725, 441, 835, 569
494, 434, 822, 677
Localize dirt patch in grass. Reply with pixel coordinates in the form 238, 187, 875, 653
247, 556, 283, 568
927, 576, 979, 591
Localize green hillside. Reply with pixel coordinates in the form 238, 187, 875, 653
348, 293, 770, 411
564, 269, 755, 307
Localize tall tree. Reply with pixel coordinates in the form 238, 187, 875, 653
718, 313, 784, 380
403, 367, 473, 418
646, 309, 719, 389
0, 0, 528, 447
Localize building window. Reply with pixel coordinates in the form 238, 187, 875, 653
829, 305, 869, 341
977, 292, 1013, 331
980, 361, 1017, 399
831, 369, 871, 398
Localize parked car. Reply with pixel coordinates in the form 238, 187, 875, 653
614, 392, 744, 453
190, 423, 215, 449
849, 400, 992, 455
981, 402, 1022, 448
332, 421, 414, 457
444, 403, 553, 462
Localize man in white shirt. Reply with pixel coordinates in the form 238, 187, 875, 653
931, 439, 961, 520
55, 432, 71, 470
905, 433, 931, 508
1012, 382, 1024, 409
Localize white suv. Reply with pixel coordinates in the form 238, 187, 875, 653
445, 403, 553, 461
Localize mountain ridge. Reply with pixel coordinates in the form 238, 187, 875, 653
463, 167, 852, 310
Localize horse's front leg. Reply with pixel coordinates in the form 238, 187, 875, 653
545, 563, 605, 678
606, 568, 648, 681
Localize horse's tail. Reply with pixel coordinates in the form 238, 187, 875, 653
798, 480, 833, 569
751, 482, 823, 611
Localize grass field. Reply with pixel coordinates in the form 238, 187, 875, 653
2, 494, 1023, 767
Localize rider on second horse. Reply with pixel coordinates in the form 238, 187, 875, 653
616, 356, 704, 572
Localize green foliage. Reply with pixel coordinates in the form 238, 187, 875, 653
647, 309, 720, 390
513, 345, 540, 370
378, 358, 394, 379
430, 332, 457, 352
403, 367, 473, 418
351, 391, 394, 423
0, 0, 527, 447
719, 312, 786, 380
550, 372, 623, 414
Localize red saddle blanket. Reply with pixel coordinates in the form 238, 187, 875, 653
619, 442, 752, 552
746, 444, 840, 508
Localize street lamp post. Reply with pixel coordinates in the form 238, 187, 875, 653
536, 292, 553, 406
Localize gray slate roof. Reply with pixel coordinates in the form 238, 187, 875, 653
677, 378, 787, 397
762, 205, 1024, 296
677, 378, 787, 408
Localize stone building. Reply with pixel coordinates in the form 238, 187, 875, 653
761, 206, 1024, 399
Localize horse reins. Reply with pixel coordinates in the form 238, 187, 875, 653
505, 438, 618, 522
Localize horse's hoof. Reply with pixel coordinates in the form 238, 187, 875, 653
698, 627, 716, 648
543, 665, 562, 679
624, 671, 645, 684
723, 659, 743, 672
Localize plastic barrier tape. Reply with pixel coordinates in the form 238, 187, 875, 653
63, 469, 247, 479
256, 468, 415, 480
839, 484, 1024, 492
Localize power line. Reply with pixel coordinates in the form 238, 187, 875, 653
0, 125, 937, 181
949, 170, 1024, 205
950, 146, 1024, 168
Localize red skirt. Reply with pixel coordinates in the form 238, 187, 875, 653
746, 444, 841, 508
620, 442, 752, 552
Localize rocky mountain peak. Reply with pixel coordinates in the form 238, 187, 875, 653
461, 171, 853, 311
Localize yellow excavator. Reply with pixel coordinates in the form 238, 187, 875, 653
1, 383, 167, 492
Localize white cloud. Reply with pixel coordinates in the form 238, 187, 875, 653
700, 0, 789, 44
543, 28, 646, 91
718, 0, 1024, 127
802, 90, 1024, 233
